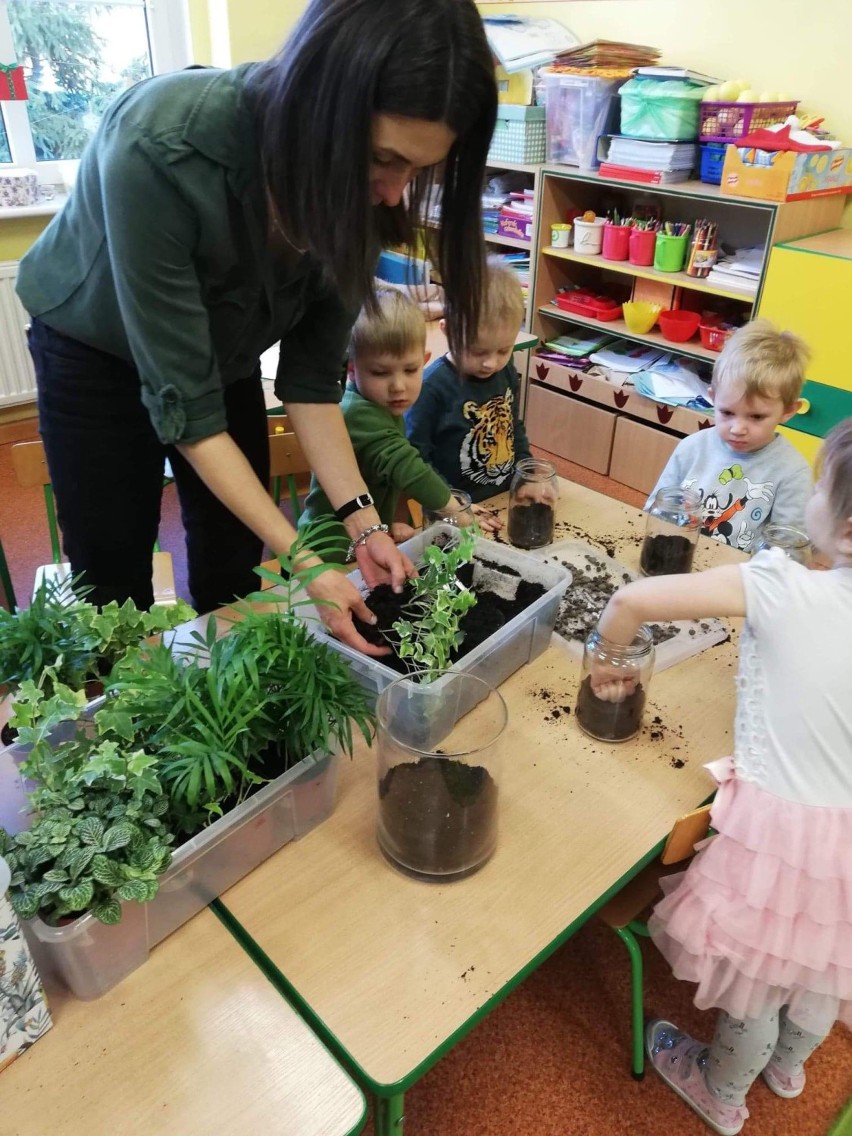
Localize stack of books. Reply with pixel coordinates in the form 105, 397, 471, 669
599, 137, 697, 184
704, 247, 762, 296
554, 39, 660, 73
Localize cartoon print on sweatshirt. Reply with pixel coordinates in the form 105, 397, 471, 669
683, 464, 774, 550
459, 388, 516, 488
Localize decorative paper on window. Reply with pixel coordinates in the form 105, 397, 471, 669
0, 64, 28, 101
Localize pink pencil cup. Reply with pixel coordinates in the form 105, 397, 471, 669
602, 223, 631, 262
629, 228, 657, 266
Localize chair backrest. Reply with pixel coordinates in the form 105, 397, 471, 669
268, 422, 312, 518
660, 803, 712, 865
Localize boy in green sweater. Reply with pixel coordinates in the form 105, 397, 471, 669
299, 289, 498, 561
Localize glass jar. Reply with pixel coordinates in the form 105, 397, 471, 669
376, 671, 507, 882
640, 486, 703, 576
751, 524, 812, 566
422, 488, 474, 529
507, 458, 559, 549
575, 626, 655, 743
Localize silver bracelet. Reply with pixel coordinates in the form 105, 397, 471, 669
346, 522, 390, 562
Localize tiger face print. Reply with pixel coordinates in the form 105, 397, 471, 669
459, 390, 516, 487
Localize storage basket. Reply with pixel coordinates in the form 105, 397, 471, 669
618, 77, 705, 142
699, 322, 734, 352
699, 100, 798, 143
699, 142, 727, 184
488, 104, 546, 165
541, 71, 621, 168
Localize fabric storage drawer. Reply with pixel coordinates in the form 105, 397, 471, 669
609, 416, 680, 495
488, 104, 546, 164
525, 382, 616, 474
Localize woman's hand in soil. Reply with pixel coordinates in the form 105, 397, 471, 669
471, 506, 503, 534
305, 571, 392, 657
354, 530, 416, 593
391, 522, 418, 544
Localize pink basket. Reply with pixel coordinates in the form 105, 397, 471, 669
699, 100, 798, 143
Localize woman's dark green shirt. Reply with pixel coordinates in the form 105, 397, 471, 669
17, 64, 353, 444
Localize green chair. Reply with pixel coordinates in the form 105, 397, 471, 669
0, 536, 17, 612
597, 803, 712, 1079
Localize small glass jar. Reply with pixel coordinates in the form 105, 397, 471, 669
422, 488, 474, 529
575, 626, 655, 743
640, 486, 703, 576
751, 524, 812, 566
507, 458, 559, 549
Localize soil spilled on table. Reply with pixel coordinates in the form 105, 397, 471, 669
575, 676, 646, 742
640, 533, 696, 576
378, 756, 498, 878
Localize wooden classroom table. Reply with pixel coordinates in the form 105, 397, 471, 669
214, 478, 746, 1135
0, 908, 366, 1136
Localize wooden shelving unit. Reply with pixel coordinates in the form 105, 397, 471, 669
525, 166, 847, 492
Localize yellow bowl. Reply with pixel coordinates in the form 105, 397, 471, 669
623, 301, 662, 335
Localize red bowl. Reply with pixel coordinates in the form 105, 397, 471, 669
658, 310, 700, 343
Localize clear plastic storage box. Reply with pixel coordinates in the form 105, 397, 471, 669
0, 735, 339, 1000
304, 525, 571, 707
541, 71, 621, 168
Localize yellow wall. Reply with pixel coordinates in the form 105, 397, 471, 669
0, 217, 51, 262
225, 0, 304, 62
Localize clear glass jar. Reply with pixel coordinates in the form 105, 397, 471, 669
422, 488, 474, 529
640, 486, 703, 576
575, 625, 655, 743
507, 458, 559, 549
751, 524, 812, 566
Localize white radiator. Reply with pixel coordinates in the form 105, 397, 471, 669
0, 261, 36, 407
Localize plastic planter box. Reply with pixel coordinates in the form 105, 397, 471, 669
303, 525, 571, 708
0, 732, 339, 1000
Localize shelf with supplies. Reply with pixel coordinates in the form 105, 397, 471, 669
484, 231, 533, 251
524, 166, 845, 489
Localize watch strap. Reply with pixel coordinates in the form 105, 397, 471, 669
334, 492, 374, 521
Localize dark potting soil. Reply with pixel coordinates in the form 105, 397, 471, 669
507, 502, 554, 549
378, 755, 498, 877
575, 676, 646, 742
354, 559, 545, 676
1, 722, 16, 748
640, 533, 696, 576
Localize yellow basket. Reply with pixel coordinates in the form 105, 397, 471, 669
623, 301, 662, 335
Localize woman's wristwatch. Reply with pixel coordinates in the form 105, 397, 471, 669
334, 492, 374, 521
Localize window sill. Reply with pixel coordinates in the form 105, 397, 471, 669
0, 194, 67, 222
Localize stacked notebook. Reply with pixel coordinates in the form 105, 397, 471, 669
600, 137, 697, 183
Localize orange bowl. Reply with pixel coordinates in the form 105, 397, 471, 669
658, 310, 700, 343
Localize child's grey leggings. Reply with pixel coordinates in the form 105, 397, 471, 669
704, 1007, 828, 1107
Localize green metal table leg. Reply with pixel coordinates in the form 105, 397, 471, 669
615, 925, 645, 1080
375, 1093, 405, 1136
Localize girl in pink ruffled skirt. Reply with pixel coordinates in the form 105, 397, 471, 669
593, 419, 852, 1135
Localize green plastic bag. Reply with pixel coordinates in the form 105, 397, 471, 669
619, 77, 705, 141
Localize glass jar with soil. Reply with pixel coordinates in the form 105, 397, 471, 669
751, 524, 812, 566
640, 486, 702, 576
376, 671, 507, 881
575, 625, 655, 743
507, 458, 558, 550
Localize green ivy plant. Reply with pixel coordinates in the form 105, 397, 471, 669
74, 597, 197, 672
391, 527, 479, 682
0, 679, 173, 926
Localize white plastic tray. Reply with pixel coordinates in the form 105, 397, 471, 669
532, 540, 729, 672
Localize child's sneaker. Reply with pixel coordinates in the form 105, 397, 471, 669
646, 1019, 749, 1136
762, 1060, 805, 1099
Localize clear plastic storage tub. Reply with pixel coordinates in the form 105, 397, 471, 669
0, 736, 339, 1000
541, 71, 621, 168
303, 525, 571, 707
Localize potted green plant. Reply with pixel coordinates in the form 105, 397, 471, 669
0, 523, 376, 999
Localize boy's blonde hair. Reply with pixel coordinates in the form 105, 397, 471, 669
349, 287, 426, 361
818, 417, 852, 528
710, 318, 809, 407
478, 255, 525, 332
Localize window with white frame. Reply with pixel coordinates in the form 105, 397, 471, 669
0, 0, 191, 182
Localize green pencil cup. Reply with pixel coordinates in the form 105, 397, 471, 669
654, 233, 689, 273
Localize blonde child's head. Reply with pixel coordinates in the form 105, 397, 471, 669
449, 256, 525, 380
708, 320, 809, 455
348, 288, 428, 416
